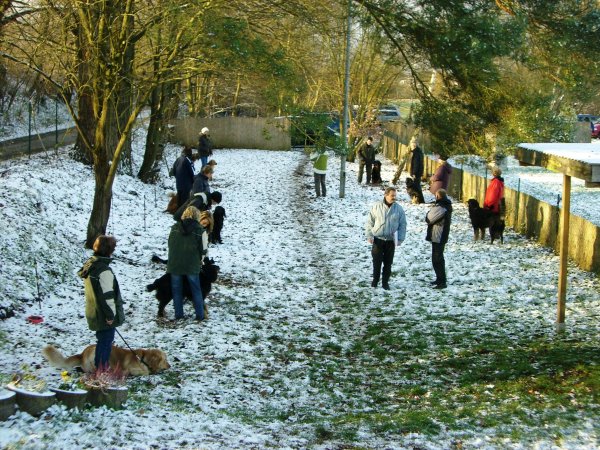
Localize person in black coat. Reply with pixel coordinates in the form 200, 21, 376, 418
173, 191, 222, 221
198, 127, 213, 168
425, 189, 452, 289
409, 138, 425, 203
191, 164, 213, 195
172, 146, 195, 207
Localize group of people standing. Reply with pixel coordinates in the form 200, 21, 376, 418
167, 127, 222, 322
77, 127, 220, 371
365, 136, 503, 291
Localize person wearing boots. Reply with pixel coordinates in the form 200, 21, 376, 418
365, 187, 407, 290
425, 189, 452, 289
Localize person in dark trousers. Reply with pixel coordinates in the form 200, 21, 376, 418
365, 187, 407, 290
310, 148, 328, 197
425, 189, 452, 289
172, 146, 195, 207
167, 206, 206, 321
77, 235, 125, 371
409, 138, 425, 203
429, 155, 452, 196
198, 127, 213, 168
357, 136, 377, 184
191, 164, 213, 195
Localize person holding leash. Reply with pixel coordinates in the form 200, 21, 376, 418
78, 235, 125, 372
365, 187, 407, 290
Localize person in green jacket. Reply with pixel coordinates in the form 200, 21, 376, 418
310, 148, 329, 197
78, 235, 125, 371
167, 206, 206, 321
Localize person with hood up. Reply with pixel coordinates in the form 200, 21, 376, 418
429, 154, 452, 196
198, 127, 213, 168
425, 189, 452, 289
167, 206, 206, 321
78, 235, 125, 371
483, 166, 505, 214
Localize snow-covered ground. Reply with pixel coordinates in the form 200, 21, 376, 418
0, 130, 599, 449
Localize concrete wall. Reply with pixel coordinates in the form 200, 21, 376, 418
382, 122, 600, 274
169, 116, 291, 151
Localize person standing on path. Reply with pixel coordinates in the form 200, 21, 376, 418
429, 154, 452, 196
357, 136, 377, 184
365, 187, 407, 290
483, 166, 505, 214
425, 189, 452, 289
198, 127, 213, 168
77, 235, 125, 371
310, 148, 329, 197
409, 138, 425, 203
167, 206, 207, 321
172, 146, 195, 207
191, 164, 213, 196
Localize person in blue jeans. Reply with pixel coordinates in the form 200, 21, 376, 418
78, 235, 125, 371
166, 206, 206, 321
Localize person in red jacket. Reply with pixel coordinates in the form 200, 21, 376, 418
484, 166, 505, 213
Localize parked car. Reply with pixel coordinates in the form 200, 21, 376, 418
376, 105, 401, 122
592, 123, 600, 139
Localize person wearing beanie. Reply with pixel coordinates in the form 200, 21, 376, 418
198, 127, 213, 168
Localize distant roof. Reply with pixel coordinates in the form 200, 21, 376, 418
516, 143, 600, 182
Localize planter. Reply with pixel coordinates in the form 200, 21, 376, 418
0, 389, 16, 420
49, 387, 88, 410
86, 386, 128, 409
6, 383, 56, 417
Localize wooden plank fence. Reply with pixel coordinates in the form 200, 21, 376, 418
381, 122, 600, 274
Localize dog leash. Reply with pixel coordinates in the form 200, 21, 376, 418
115, 328, 152, 371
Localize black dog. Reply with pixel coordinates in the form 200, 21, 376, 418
210, 206, 226, 244
147, 256, 220, 317
371, 160, 382, 184
467, 199, 505, 243
406, 177, 424, 204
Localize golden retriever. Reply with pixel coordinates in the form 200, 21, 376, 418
42, 344, 170, 376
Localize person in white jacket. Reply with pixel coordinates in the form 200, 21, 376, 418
365, 187, 407, 290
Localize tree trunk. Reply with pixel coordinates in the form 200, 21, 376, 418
138, 83, 164, 183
